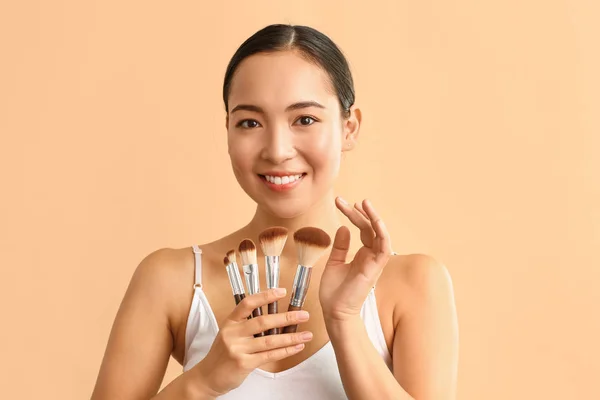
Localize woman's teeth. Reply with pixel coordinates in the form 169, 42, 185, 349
264, 174, 303, 185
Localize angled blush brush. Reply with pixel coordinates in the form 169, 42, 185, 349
282, 227, 331, 334
258, 226, 288, 335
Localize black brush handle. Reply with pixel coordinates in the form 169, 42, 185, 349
282, 304, 302, 334
234, 293, 243, 305
235, 294, 252, 320
252, 306, 265, 337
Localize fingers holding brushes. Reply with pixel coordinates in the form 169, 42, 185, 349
224, 227, 331, 337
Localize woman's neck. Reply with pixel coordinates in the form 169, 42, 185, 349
241, 190, 341, 261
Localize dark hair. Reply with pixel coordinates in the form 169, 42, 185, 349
223, 24, 355, 118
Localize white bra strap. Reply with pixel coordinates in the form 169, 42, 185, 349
191, 245, 203, 289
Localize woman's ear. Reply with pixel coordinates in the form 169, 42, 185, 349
225, 114, 229, 129
342, 105, 362, 152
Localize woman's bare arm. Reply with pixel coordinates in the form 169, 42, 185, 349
90, 249, 216, 400
392, 255, 459, 399
327, 254, 458, 399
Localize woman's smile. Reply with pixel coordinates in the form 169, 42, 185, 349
258, 172, 307, 192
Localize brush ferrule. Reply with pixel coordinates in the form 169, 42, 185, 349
232, 262, 245, 295
290, 264, 312, 308
243, 263, 260, 295
265, 256, 280, 289
226, 263, 243, 295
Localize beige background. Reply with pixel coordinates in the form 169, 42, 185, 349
1, 1, 598, 399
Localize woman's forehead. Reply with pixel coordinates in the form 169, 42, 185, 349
227, 51, 338, 111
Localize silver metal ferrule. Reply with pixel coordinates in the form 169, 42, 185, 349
290, 264, 312, 307
232, 262, 245, 295
265, 255, 280, 289
243, 263, 260, 295
226, 263, 243, 295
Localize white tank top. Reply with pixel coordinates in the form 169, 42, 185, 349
183, 246, 393, 399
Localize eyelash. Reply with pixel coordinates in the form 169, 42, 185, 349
235, 115, 319, 129
236, 119, 260, 129
297, 116, 318, 126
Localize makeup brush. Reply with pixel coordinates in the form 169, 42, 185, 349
239, 239, 264, 336
258, 226, 289, 335
282, 227, 332, 334
224, 250, 246, 306
225, 249, 254, 324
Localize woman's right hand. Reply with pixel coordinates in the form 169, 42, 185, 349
191, 288, 313, 396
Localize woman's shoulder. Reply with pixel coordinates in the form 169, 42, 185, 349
133, 239, 225, 281
132, 246, 195, 287
377, 253, 455, 318
128, 245, 205, 332
390, 253, 452, 289
132, 239, 233, 294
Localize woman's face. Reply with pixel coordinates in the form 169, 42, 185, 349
226, 50, 358, 218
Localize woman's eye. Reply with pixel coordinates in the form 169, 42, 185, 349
296, 116, 317, 126
237, 119, 260, 129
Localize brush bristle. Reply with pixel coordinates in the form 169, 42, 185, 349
239, 239, 258, 265
223, 256, 230, 266
226, 250, 237, 265
258, 226, 289, 256
293, 227, 332, 266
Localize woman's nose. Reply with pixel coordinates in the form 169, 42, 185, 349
260, 125, 296, 164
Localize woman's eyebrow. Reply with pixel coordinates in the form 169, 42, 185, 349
230, 101, 326, 114
230, 104, 264, 114
285, 101, 326, 111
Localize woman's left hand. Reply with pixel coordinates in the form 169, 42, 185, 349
319, 197, 393, 323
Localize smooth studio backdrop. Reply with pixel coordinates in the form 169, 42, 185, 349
1, 1, 598, 399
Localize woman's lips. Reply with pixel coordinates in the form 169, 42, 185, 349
258, 173, 306, 192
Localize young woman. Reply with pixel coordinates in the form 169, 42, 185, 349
91, 24, 459, 400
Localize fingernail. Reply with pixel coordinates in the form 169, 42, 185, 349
274, 288, 286, 296
338, 197, 348, 205
297, 311, 309, 321
295, 343, 305, 350
300, 332, 313, 341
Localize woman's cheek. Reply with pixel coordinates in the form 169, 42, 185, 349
228, 141, 252, 166
228, 147, 252, 186
306, 128, 342, 173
